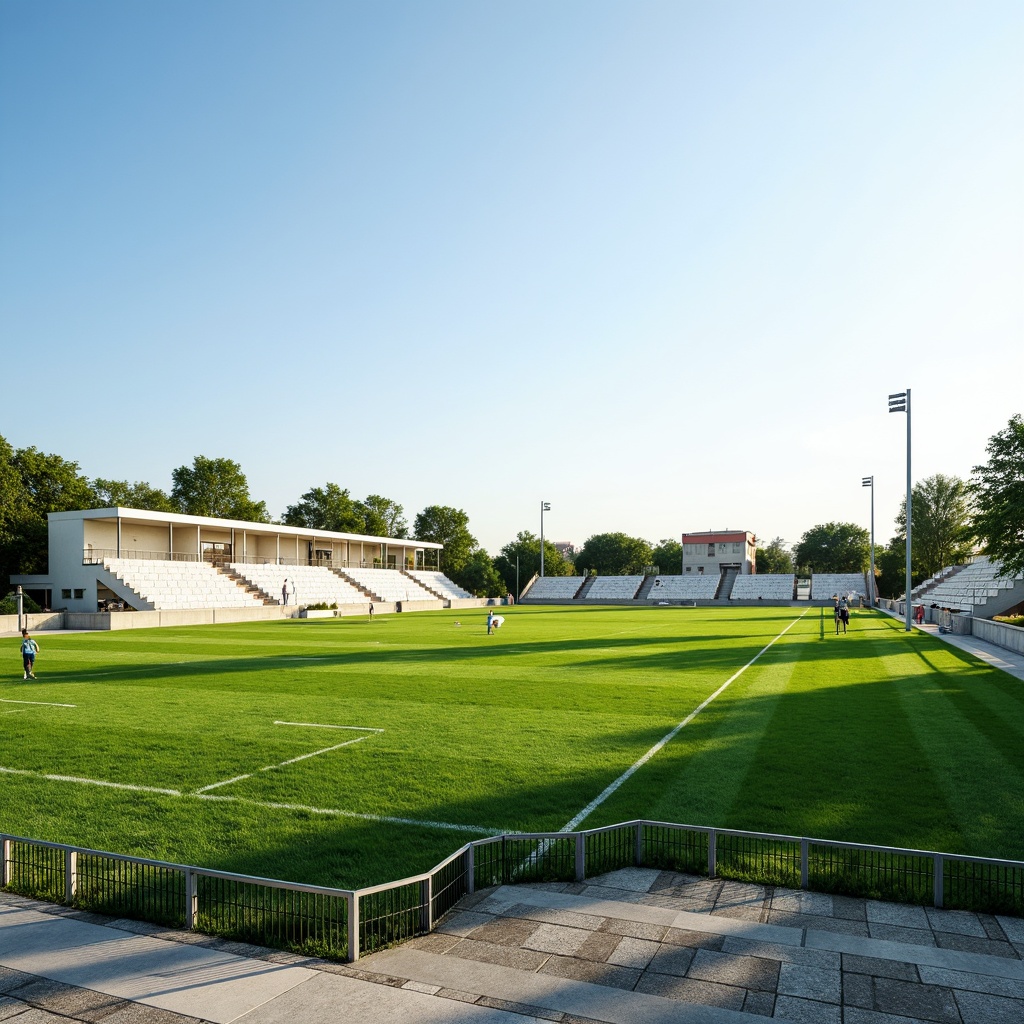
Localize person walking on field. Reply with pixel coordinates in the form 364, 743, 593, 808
20, 629, 39, 679
281, 580, 289, 606
368, 602, 374, 621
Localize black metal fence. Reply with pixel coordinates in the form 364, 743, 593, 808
5, 821, 1024, 964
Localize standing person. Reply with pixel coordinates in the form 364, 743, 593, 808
368, 602, 374, 621
281, 580, 289, 606
840, 604, 850, 634
20, 629, 39, 679
487, 609, 495, 634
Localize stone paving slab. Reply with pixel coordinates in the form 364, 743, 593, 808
0, 905, 314, 1023
361, 947, 755, 1023
805, 928, 1024, 980
230, 969, 552, 1023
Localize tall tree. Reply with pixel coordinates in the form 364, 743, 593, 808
892, 474, 973, 578
458, 549, 506, 598
358, 494, 407, 538
1, 442, 99, 577
575, 532, 653, 576
971, 414, 1024, 578
283, 483, 364, 533
875, 535, 924, 598
170, 456, 269, 522
793, 522, 869, 574
493, 531, 574, 596
651, 538, 682, 575
755, 537, 794, 575
92, 478, 175, 512
413, 505, 477, 581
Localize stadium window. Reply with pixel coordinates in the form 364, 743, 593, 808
74, 589, 84, 599
61, 589, 72, 599
708, 544, 715, 556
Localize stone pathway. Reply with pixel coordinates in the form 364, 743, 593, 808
362, 867, 1024, 1023
5, 868, 1024, 1022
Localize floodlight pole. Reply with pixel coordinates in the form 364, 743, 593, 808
862, 476, 875, 606
888, 389, 912, 631
16, 585, 23, 633
540, 501, 550, 577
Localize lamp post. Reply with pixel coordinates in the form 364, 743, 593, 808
889, 389, 911, 631
862, 476, 875, 607
540, 501, 550, 577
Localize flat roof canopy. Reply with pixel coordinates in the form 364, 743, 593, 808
52, 507, 444, 549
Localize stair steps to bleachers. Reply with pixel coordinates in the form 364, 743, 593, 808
635, 574, 658, 600
715, 567, 738, 600
575, 575, 598, 599
216, 566, 276, 605
331, 569, 376, 601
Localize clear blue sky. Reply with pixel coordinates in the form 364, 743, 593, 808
2, 1, 1020, 554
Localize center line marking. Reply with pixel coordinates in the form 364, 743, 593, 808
1, 698, 77, 708
560, 610, 810, 832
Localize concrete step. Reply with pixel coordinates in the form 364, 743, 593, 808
359, 867, 1024, 1023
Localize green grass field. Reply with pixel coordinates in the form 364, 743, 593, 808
3, 605, 1024, 890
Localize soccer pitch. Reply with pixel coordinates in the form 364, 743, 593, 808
3, 605, 1024, 889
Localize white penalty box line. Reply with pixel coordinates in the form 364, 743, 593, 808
194, 721, 383, 794
0, 698, 77, 708
560, 609, 810, 833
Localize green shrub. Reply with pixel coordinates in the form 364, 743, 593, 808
0, 592, 41, 615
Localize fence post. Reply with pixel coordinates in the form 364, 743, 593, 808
420, 877, 432, 932
467, 843, 475, 895
575, 832, 586, 883
65, 849, 77, 903
801, 839, 809, 890
1, 839, 10, 888
635, 822, 644, 867
348, 893, 360, 963
708, 830, 717, 879
184, 869, 197, 929
933, 855, 944, 908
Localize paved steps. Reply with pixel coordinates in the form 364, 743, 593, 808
359, 866, 1024, 1023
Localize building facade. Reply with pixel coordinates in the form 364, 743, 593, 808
681, 530, 756, 576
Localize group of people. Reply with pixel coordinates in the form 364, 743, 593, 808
486, 610, 505, 634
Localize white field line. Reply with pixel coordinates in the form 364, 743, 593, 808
0, 765, 500, 834
0, 766, 180, 796
261, 735, 369, 769
195, 729, 380, 793
274, 721, 385, 732
0, 698, 77, 708
196, 794, 504, 835
560, 609, 810, 833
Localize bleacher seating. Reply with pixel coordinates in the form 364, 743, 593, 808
811, 574, 867, 601
407, 570, 473, 599
649, 574, 721, 600
104, 559, 264, 610
230, 563, 365, 606
584, 576, 645, 600
920, 557, 1022, 612
525, 576, 585, 600
731, 574, 795, 600
342, 567, 437, 603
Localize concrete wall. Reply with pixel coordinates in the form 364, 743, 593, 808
0, 612, 66, 633
972, 617, 1024, 654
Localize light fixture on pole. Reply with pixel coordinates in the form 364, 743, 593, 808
889, 390, 912, 631
540, 501, 551, 577
862, 476, 875, 607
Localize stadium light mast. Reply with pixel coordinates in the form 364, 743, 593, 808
862, 476, 875, 607
889, 389, 912, 631
540, 501, 551, 577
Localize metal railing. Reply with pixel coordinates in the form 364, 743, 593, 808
84, 548, 201, 564
5, 821, 1024, 964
